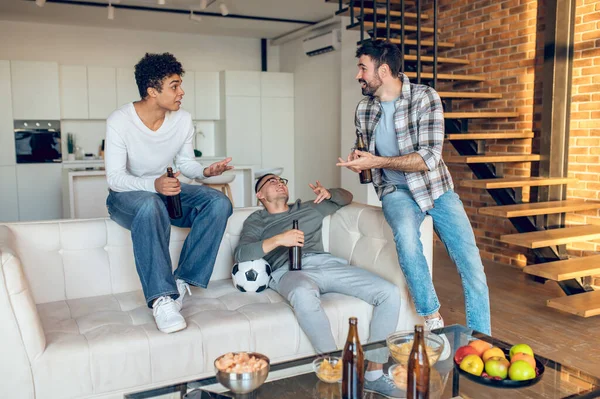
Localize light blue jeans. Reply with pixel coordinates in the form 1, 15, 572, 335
269, 253, 400, 363
106, 184, 233, 307
382, 188, 491, 335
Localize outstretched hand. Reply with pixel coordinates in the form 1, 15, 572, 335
336, 150, 379, 171
309, 181, 331, 204
203, 157, 234, 177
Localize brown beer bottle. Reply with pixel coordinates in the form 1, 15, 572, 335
342, 317, 364, 399
165, 167, 183, 219
288, 220, 302, 271
407, 325, 430, 399
355, 133, 373, 184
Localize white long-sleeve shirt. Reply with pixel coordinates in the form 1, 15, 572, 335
105, 103, 206, 192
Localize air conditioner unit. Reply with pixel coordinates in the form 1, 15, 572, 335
302, 29, 341, 57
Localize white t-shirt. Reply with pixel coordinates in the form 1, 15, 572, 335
105, 103, 206, 192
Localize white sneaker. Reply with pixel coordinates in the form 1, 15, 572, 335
153, 296, 187, 333
424, 316, 451, 361
175, 279, 192, 310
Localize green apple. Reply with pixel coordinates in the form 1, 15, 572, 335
508, 360, 536, 381
460, 354, 484, 376
509, 343, 534, 359
485, 356, 510, 379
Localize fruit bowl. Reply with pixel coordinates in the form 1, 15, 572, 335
312, 356, 342, 383
386, 330, 445, 366
454, 348, 545, 389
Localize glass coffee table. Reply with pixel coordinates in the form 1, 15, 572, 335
125, 324, 600, 399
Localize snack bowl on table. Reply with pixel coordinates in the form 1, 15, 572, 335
386, 330, 445, 366
312, 356, 343, 383
214, 352, 270, 394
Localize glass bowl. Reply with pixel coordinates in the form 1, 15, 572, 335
388, 363, 445, 398
312, 356, 343, 384
214, 352, 270, 394
386, 330, 445, 366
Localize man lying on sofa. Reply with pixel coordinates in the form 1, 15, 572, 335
234, 174, 403, 398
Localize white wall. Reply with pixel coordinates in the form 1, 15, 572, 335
278, 33, 341, 201
0, 20, 262, 71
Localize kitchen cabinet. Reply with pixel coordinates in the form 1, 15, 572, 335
181, 70, 196, 119
116, 68, 139, 108
195, 72, 220, 120
11, 61, 60, 120
0, 60, 15, 166
59, 65, 89, 119
224, 96, 262, 166
0, 166, 19, 223
16, 164, 63, 221
260, 72, 294, 97
261, 96, 294, 195
222, 71, 261, 97
88, 67, 117, 119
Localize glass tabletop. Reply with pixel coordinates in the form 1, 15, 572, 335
125, 324, 600, 399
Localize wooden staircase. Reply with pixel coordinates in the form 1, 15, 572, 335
331, 0, 600, 317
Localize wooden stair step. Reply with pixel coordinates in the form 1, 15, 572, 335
404, 72, 486, 82
500, 224, 600, 249
479, 199, 600, 218
444, 112, 519, 119
446, 132, 533, 140
438, 92, 502, 100
446, 154, 541, 163
348, 21, 440, 34
387, 37, 455, 49
524, 255, 600, 281
547, 291, 600, 318
337, 7, 428, 20
460, 177, 575, 189
402, 54, 469, 65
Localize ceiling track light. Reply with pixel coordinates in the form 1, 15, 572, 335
189, 10, 202, 23
157, 0, 165, 4
219, 2, 229, 16
107, 3, 115, 20
199, 0, 207, 10
35, 0, 46, 7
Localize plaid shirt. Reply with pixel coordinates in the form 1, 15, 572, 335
354, 73, 453, 211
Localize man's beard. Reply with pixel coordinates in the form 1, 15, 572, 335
359, 74, 383, 97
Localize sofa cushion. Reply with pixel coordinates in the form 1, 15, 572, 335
32, 281, 373, 398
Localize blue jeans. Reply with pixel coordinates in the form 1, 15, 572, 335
382, 188, 491, 335
106, 183, 233, 307
269, 253, 400, 363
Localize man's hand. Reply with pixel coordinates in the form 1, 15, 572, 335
336, 150, 380, 171
155, 171, 181, 196
309, 181, 331, 204
277, 229, 304, 248
203, 157, 234, 177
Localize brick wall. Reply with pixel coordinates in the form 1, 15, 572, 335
427, 0, 600, 266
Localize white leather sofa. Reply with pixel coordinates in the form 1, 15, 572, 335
0, 203, 433, 399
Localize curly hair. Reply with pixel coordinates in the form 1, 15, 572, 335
134, 52, 185, 99
356, 40, 402, 78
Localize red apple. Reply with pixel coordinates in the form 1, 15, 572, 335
460, 354, 484, 376
454, 345, 480, 364
485, 356, 510, 379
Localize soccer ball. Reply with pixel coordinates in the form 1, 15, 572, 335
231, 259, 272, 293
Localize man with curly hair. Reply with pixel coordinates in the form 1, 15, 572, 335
105, 52, 233, 333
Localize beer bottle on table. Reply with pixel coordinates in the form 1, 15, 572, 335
342, 317, 364, 399
288, 220, 302, 270
355, 133, 373, 184
407, 325, 430, 399
165, 167, 183, 219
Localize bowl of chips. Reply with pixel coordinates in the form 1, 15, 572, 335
214, 352, 270, 394
386, 330, 445, 366
312, 356, 343, 383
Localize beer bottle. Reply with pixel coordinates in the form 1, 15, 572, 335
407, 325, 430, 399
288, 220, 302, 271
165, 167, 183, 219
342, 317, 364, 399
355, 133, 373, 184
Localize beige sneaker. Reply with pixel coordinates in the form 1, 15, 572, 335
425, 316, 451, 361
153, 296, 187, 333
175, 279, 192, 310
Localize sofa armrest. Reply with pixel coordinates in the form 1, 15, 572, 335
0, 225, 45, 398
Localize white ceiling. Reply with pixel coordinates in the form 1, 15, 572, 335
0, 0, 340, 38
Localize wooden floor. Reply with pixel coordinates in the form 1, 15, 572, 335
432, 244, 600, 378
